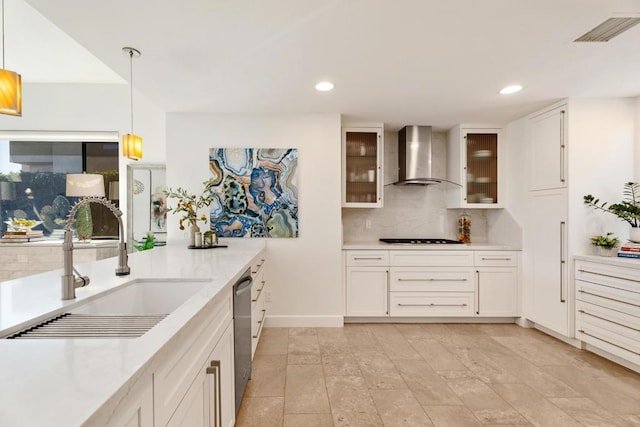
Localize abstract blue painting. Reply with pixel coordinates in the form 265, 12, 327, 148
208, 148, 298, 238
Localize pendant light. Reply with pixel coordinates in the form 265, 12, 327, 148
0, 0, 21, 116
122, 47, 142, 160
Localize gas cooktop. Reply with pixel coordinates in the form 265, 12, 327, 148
379, 238, 464, 245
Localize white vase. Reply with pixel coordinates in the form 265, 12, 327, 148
595, 246, 616, 257
630, 227, 640, 243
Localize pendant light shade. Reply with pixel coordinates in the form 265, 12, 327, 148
122, 47, 142, 160
122, 133, 142, 160
0, 0, 21, 116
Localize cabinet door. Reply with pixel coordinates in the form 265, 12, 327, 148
342, 127, 383, 208
530, 105, 567, 190
530, 188, 569, 335
210, 322, 236, 427
166, 368, 209, 427
107, 378, 153, 427
463, 129, 501, 207
346, 267, 388, 316
476, 268, 518, 317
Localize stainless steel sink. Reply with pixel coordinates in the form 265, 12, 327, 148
4, 278, 211, 339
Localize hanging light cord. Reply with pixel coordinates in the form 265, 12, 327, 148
2, 0, 5, 69
129, 49, 134, 134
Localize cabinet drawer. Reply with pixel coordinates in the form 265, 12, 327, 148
575, 260, 640, 294
346, 251, 389, 266
390, 267, 474, 292
474, 251, 517, 267
251, 252, 267, 277
389, 292, 475, 317
252, 273, 267, 305
576, 280, 640, 318
576, 300, 640, 342
576, 327, 640, 367
154, 288, 233, 425
390, 250, 473, 267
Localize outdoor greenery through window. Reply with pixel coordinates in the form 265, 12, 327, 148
0, 140, 119, 238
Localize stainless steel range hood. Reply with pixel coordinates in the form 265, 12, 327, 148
395, 125, 452, 186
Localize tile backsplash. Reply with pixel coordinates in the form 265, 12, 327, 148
341, 130, 488, 243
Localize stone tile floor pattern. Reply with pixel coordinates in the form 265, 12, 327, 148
236, 324, 640, 426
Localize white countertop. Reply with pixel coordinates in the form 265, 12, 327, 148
575, 254, 640, 269
0, 238, 266, 427
343, 241, 520, 250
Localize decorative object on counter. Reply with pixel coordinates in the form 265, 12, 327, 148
209, 148, 298, 238
584, 182, 640, 242
133, 232, 155, 251
617, 241, 640, 259
164, 178, 215, 247
589, 232, 619, 257
66, 173, 106, 241
458, 212, 471, 243
203, 230, 218, 247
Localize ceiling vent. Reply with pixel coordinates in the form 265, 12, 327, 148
574, 17, 640, 42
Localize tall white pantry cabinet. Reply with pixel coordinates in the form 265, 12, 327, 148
517, 98, 636, 339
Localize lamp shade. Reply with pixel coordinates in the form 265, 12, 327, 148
123, 133, 142, 160
66, 174, 106, 198
0, 69, 21, 116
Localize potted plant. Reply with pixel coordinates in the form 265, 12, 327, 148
584, 182, 640, 243
589, 232, 620, 257
164, 178, 216, 247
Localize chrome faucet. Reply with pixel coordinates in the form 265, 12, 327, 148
62, 196, 130, 300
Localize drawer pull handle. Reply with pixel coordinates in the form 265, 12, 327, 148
578, 309, 640, 332
354, 257, 384, 260
577, 289, 640, 308
480, 257, 512, 261
252, 309, 267, 339
578, 329, 640, 356
577, 269, 640, 284
397, 278, 467, 282
252, 286, 263, 303
397, 303, 468, 307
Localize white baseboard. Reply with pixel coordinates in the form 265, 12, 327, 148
344, 317, 517, 324
264, 315, 344, 328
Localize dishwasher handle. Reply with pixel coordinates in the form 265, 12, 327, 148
234, 276, 253, 296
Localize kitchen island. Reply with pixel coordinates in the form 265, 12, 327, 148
0, 239, 266, 426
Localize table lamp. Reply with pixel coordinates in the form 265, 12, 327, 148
66, 173, 105, 240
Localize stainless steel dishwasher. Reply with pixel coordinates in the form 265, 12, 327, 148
233, 267, 253, 415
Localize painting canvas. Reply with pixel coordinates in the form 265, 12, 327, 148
209, 148, 298, 238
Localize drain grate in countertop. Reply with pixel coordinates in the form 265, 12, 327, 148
6, 313, 168, 339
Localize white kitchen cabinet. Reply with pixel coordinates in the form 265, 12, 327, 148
155, 287, 234, 426
342, 126, 383, 208
106, 378, 153, 427
251, 253, 268, 359
345, 251, 389, 316
530, 188, 569, 335
447, 125, 503, 208
474, 252, 519, 317
167, 322, 235, 427
529, 104, 567, 191
575, 259, 640, 370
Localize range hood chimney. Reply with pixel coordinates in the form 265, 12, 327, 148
395, 125, 446, 185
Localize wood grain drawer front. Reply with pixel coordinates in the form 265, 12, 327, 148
154, 288, 233, 425
576, 280, 640, 318
390, 292, 475, 317
390, 267, 474, 292
575, 260, 640, 294
390, 250, 473, 267
474, 251, 517, 267
346, 251, 389, 267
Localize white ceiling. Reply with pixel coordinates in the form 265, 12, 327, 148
11, 0, 640, 131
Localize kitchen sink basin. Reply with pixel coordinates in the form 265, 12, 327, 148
70, 278, 211, 316
5, 278, 211, 339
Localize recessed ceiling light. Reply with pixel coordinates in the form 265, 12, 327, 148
315, 81, 334, 92
499, 85, 523, 95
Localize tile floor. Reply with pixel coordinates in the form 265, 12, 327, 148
236, 323, 640, 426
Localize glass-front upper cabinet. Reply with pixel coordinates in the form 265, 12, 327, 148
447, 126, 502, 208
342, 127, 383, 208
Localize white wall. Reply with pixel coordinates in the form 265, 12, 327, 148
0, 82, 167, 234
166, 113, 343, 327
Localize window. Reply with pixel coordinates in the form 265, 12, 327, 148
0, 138, 119, 238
